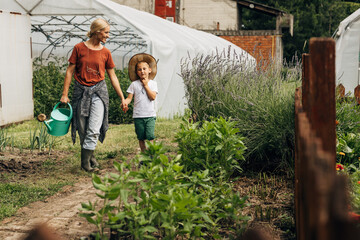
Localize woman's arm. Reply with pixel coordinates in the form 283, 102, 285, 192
106, 68, 127, 109
60, 63, 75, 103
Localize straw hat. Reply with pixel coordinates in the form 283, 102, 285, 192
128, 53, 157, 81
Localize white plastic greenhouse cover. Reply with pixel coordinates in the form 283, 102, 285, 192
334, 8, 360, 94
1, 0, 255, 118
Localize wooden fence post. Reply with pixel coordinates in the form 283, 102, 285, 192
308, 38, 336, 166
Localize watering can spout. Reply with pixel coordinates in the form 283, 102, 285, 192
44, 119, 53, 132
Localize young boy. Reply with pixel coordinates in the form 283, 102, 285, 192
124, 53, 158, 152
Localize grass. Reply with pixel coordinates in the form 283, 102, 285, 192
0, 117, 182, 221
0, 181, 69, 220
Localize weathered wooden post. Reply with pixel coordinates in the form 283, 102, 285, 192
308, 38, 336, 165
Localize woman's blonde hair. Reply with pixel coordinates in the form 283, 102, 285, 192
87, 18, 110, 38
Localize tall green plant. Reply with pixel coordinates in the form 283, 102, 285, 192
180, 50, 301, 171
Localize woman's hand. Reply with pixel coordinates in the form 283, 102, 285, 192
60, 95, 70, 103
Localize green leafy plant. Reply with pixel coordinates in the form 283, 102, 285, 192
335, 97, 360, 223
79, 142, 250, 239
175, 116, 246, 179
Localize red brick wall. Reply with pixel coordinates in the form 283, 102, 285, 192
221, 35, 276, 65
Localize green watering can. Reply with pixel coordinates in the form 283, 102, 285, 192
43, 102, 73, 136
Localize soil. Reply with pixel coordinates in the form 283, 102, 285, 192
0, 150, 295, 240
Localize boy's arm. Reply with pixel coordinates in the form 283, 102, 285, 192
125, 93, 133, 105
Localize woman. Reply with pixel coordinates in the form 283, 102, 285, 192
60, 18, 127, 172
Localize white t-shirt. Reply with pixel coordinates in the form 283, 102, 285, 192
127, 79, 158, 118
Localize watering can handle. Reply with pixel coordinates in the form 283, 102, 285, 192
53, 102, 73, 119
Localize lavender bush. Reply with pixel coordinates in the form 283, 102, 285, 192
180, 48, 301, 171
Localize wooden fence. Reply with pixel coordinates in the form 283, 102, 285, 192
295, 38, 360, 240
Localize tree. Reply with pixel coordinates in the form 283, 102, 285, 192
241, 0, 360, 61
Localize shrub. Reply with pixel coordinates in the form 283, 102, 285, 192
180, 49, 301, 171
105, 68, 133, 124
32, 57, 133, 124
175, 116, 246, 179
33, 57, 69, 117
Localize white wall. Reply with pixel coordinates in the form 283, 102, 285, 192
179, 0, 238, 30
0, 11, 34, 126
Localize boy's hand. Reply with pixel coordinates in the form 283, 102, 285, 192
141, 78, 149, 86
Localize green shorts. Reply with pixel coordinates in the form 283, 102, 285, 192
134, 117, 156, 140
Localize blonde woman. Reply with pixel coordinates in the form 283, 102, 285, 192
60, 18, 127, 172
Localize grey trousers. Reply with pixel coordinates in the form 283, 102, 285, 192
78, 94, 105, 150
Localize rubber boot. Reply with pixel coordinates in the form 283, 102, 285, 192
81, 148, 94, 172
90, 152, 100, 169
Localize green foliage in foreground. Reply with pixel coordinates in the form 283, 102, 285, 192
80, 142, 250, 240
32, 57, 133, 124
175, 116, 246, 179
335, 97, 360, 216
180, 50, 301, 171
0, 182, 68, 220
336, 98, 360, 166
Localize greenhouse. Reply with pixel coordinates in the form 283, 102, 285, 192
334, 8, 360, 94
0, 0, 255, 121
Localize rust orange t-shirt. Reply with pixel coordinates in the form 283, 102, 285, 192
68, 42, 115, 86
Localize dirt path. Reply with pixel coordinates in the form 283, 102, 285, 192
0, 177, 99, 240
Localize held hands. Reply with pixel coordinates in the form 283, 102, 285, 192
121, 99, 129, 113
